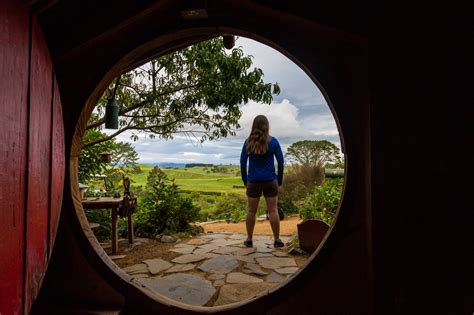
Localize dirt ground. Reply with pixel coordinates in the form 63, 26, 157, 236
202, 215, 301, 236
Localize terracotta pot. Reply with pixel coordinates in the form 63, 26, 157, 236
297, 219, 330, 253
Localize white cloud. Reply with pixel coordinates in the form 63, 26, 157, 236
237, 99, 314, 140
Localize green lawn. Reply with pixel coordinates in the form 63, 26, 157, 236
129, 164, 245, 195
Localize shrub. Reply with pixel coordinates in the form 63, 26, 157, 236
213, 193, 247, 222
281, 164, 325, 202
299, 178, 343, 225
134, 167, 200, 237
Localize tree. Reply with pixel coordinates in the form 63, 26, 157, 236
78, 129, 140, 184
285, 140, 341, 168
84, 38, 280, 148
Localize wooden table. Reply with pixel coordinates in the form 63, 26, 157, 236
82, 197, 134, 254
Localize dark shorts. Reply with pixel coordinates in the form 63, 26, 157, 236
246, 180, 278, 198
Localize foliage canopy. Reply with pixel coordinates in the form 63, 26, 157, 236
85, 38, 280, 148
78, 129, 140, 185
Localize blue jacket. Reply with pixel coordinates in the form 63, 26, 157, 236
240, 137, 284, 186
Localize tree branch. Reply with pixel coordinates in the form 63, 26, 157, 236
86, 83, 202, 130
82, 126, 132, 149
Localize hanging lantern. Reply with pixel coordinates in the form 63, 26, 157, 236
222, 35, 235, 50
105, 98, 119, 129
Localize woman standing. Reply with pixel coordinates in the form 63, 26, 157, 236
240, 115, 285, 248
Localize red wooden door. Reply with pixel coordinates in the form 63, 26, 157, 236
0, 1, 65, 314
0, 2, 30, 315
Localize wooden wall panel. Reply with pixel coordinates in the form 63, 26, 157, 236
0, 2, 30, 315
24, 16, 53, 312
49, 78, 65, 258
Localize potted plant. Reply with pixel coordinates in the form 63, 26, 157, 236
297, 178, 342, 253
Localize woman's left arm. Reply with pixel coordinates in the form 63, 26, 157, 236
275, 140, 284, 186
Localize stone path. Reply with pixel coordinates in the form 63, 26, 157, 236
121, 232, 306, 307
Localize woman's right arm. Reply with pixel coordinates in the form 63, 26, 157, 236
240, 141, 248, 186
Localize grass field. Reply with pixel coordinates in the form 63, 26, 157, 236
130, 164, 246, 194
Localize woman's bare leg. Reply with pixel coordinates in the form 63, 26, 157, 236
265, 196, 280, 241
246, 197, 260, 240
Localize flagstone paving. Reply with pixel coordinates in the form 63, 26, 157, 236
120, 232, 308, 307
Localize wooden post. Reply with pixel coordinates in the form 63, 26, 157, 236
128, 214, 134, 244
111, 206, 118, 254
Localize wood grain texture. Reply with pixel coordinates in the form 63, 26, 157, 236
0, 1, 30, 314
49, 77, 65, 258
24, 16, 53, 312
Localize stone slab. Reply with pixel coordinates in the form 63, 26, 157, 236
203, 233, 228, 239
232, 247, 256, 256
207, 274, 225, 280
132, 273, 152, 279
139, 274, 215, 306
214, 282, 275, 306
210, 238, 229, 246
234, 255, 256, 263
196, 243, 220, 251
228, 234, 246, 240
123, 263, 148, 275
275, 267, 299, 275
242, 263, 268, 275
170, 246, 196, 254
202, 253, 219, 259
254, 240, 273, 246
143, 258, 173, 275
213, 279, 225, 287
253, 235, 272, 240
198, 255, 239, 274
256, 257, 297, 269
165, 263, 195, 273
266, 272, 286, 283
255, 246, 273, 253
226, 272, 263, 284
225, 239, 247, 246
248, 253, 273, 258
172, 254, 206, 264
186, 238, 210, 245
174, 243, 196, 248
212, 246, 238, 254
272, 251, 289, 257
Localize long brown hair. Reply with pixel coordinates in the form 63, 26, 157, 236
247, 115, 270, 155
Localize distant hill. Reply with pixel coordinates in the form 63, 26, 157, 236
185, 163, 213, 168
150, 162, 186, 168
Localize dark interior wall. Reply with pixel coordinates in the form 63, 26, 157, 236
0, 1, 65, 314
371, 3, 473, 314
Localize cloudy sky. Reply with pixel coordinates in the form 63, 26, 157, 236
110, 37, 340, 165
